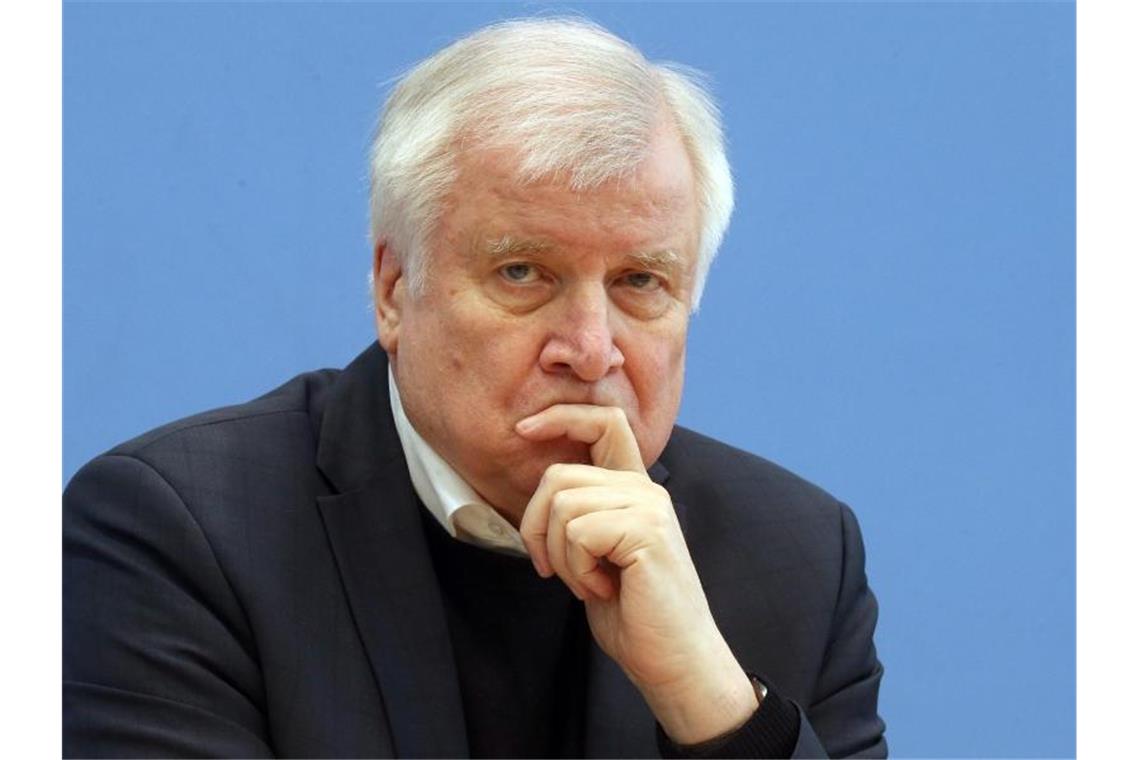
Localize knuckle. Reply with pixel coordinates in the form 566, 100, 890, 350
519, 523, 541, 544
550, 490, 572, 519
564, 519, 583, 544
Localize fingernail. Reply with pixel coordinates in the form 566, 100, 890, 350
516, 417, 537, 433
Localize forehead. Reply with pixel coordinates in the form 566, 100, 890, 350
444, 123, 701, 263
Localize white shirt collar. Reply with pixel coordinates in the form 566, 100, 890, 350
387, 367, 529, 557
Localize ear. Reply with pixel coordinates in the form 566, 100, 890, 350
372, 241, 405, 354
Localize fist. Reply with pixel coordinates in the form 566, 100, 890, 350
516, 404, 758, 744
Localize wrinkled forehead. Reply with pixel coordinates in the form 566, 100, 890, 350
452, 116, 699, 217
440, 129, 701, 291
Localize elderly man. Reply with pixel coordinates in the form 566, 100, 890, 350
64, 18, 885, 759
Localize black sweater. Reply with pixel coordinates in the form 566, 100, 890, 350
420, 507, 800, 758
421, 508, 590, 758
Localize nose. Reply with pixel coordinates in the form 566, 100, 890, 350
538, 286, 625, 383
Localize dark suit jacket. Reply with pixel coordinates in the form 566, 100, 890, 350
64, 343, 886, 758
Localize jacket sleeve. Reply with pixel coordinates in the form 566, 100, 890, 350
658, 499, 886, 760
792, 503, 887, 758
63, 453, 275, 758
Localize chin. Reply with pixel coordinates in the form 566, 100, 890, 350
505, 439, 590, 493
532, 437, 593, 466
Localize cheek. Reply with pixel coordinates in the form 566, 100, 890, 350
637, 329, 686, 385
626, 334, 686, 431
624, 345, 685, 466
443, 314, 546, 401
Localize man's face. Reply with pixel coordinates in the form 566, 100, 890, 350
375, 121, 700, 521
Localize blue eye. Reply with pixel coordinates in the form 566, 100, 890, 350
500, 263, 539, 283
621, 271, 662, 291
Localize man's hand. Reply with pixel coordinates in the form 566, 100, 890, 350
516, 405, 759, 745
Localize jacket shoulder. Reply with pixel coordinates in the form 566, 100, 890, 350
102, 367, 342, 463
662, 424, 845, 521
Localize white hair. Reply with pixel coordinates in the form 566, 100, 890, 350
369, 17, 733, 310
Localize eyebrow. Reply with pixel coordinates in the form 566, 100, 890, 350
479, 235, 553, 258
628, 248, 682, 271
479, 234, 682, 272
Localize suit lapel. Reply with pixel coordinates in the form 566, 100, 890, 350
314, 345, 468, 758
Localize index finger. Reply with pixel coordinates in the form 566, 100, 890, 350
515, 404, 646, 473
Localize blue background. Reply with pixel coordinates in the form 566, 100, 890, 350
64, 2, 1075, 756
